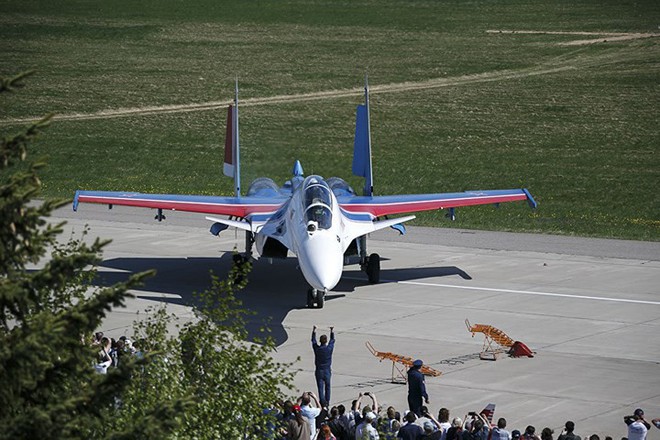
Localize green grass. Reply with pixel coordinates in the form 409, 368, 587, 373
1, 0, 659, 240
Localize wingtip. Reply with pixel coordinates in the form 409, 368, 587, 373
73, 190, 80, 211
523, 188, 537, 209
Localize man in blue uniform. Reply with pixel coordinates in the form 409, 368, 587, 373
407, 359, 429, 416
312, 325, 335, 408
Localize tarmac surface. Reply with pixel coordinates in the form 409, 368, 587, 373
53, 204, 660, 439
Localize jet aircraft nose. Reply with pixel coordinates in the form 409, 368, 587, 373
298, 231, 343, 291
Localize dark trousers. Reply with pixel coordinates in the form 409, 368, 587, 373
408, 395, 423, 417
315, 368, 331, 407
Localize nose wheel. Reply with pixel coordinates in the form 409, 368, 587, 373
307, 288, 325, 309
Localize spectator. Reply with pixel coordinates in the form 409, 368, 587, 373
437, 408, 452, 440
318, 424, 337, 440
425, 408, 448, 440
398, 411, 424, 440
446, 418, 465, 440
119, 335, 136, 354
523, 426, 540, 440
277, 400, 295, 438
421, 421, 442, 440
356, 411, 380, 439
337, 404, 351, 434
464, 414, 489, 440
541, 428, 554, 440
312, 325, 335, 408
415, 406, 433, 429
512, 430, 521, 440
407, 359, 429, 416
354, 392, 379, 427
653, 418, 660, 430
298, 392, 322, 440
91, 331, 104, 345
287, 404, 312, 440
624, 409, 649, 440
492, 418, 512, 440
94, 336, 112, 374
381, 406, 401, 440
588, 436, 599, 440
558, 422, 581, 440
109, 337, 119, 367
327, 406, 350, 440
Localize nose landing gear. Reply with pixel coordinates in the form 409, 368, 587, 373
307, 288, 326, 309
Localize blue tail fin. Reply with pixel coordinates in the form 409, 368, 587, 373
352, 76, 373, 196
223, 79, 241, 196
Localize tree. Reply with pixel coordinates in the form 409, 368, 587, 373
0, 73, 296, 439
104, 265, 298, 439
0, 72, 185, 439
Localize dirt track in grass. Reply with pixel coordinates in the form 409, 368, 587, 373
486, 29, 660, 45
0, 42, 651, 125
0, 66, 578, 124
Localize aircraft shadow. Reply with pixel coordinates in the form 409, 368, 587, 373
93, 255, 471, 345
333, 266, 472, 292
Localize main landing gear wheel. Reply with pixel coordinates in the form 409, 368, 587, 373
307, 288, 325, 309
366, 253, 380, 284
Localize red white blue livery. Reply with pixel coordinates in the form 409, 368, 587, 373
74, 78, 536, 308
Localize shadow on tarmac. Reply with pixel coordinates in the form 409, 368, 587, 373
94, 254, 471, 346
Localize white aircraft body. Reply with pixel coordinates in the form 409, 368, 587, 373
74, 80, 536, 308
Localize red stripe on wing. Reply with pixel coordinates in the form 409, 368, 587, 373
77, 195, 280, 218
340, 193, 527, 217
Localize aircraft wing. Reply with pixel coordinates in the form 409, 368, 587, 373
338, 188, 536, 218
73, 190, 287, 219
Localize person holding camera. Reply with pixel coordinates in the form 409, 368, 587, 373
624, 408, 650, 440
298, 391, 322, 440
463, 412, 490, 440
557, 421, 581, 440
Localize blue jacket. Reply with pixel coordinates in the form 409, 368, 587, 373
407, 366, 428, 399
312, 330, 335, 370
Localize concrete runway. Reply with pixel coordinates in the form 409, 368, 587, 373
53, 204, 660, 439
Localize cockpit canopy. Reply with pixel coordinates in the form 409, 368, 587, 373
303, 176, 333, 230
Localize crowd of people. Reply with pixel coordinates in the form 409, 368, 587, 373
87, 326, 658, 440
90, 331, 141, 374
292, 326, 659, 440
273, 392, 659, 440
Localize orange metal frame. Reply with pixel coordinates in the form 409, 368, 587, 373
366, 341, 441, 383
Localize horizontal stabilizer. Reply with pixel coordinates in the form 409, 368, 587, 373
371, 215, 416, 233
205, 216, 252, 232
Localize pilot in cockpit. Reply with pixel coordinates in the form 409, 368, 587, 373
306, 204, 332, 230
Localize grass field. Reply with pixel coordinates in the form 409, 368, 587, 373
1, 0, 658, 240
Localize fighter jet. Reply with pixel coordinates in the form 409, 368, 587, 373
74, 79, 536, 308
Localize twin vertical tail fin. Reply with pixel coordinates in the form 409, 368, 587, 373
352, 75, 374, 197
480, 403, 496, 427
223, 80, 241, 196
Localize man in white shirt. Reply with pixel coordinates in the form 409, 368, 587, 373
299, 391, 321, 440
624, 409, 650, 440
